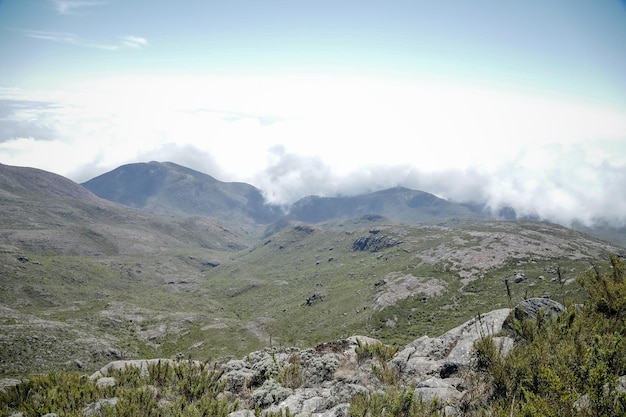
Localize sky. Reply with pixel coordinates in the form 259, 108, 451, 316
1, 0, 626, 227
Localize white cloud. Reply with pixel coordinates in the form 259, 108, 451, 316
53, 0, 107, 15
123, 36, 148, 48
0, 75, 625, 227
23, 30, 147, 51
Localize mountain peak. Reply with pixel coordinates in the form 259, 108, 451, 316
82, 161, 283, 223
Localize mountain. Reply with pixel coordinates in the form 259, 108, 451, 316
81, 161, 283, 224
288, 186, 486, 224
82, 162, 490, 227
0, 162, 252, 256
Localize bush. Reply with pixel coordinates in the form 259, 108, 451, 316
472, 255, 626, 416
348, 387, 439, 417
0, 360, 237, 417
355, 339, 398, 365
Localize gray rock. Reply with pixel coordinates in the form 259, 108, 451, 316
503, 298, 566, 333
251, 379, 293, 407
392, 309, 511, 379
414, 377, 464, 404
83, 397, 119, 417
228, 411, 255, 417
95, 377, 116, 388
316, 403, 350, 417
0, 378, 22, 393
89, 358, 201, 380
266, 387, 334, 415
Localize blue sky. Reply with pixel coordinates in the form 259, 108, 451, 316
1, 0, 626, 226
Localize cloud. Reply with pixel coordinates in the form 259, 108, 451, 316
123, 36, 148, 48
0, 99, 61, 142
53, 0, 107, 15
23, 30, 147, 50
1, 77, 625, 228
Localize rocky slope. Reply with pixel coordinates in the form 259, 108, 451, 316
84, 307, 513, 416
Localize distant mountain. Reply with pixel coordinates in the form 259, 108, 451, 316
81, 162, 488, 226
82, 161, 283, 224
79, 162, 626, 248
0, 162, 251, 255
288, 186, 487, 224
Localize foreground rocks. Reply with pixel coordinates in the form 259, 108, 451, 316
87, 308, 513, 415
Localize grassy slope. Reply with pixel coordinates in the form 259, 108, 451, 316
0, 216, 620, 377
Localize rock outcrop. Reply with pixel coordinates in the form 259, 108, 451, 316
87, 308, 515, 415
502, 297, 566, 334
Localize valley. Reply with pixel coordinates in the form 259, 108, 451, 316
0, 162, 623, 379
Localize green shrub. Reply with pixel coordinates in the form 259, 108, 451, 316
472, 255, 626, 416
276, 354, 303, 389
348, 387, 439, 417
355, 339, 399, 365
0, 360, 237, 417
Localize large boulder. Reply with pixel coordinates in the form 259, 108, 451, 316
390, 308, 513, 411
391, 308, 512, 379
503, 298, 566, 333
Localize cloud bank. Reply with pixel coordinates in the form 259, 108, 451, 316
0, 76, 625, 228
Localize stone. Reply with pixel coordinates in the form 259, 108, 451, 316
392, 309, 511, 379
503, 298, 566, 333
83, 397, 119, 416
95, 377, 116, 388
89, 358, 202, 380
414, 377, 464, 404
228, 411, 255, 417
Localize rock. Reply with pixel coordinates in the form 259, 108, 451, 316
251, 379, 293, 407
65, 359, 84, 370
83, 397, 119, 417
491, 336, 515, 358
317, 403, 350, 417
414, 377, 464, 404
305, 293, 325, 306
0, 378, 22, 392
229, 411, 255, 417
95, 377, 116, 388
89, 358, 201, 380
346, 335, 380, 349
352, 234, 401, 252
391, 309, 511, 379
503, 298, 566, 333
439, 362, 459, 379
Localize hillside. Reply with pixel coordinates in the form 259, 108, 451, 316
0, 162, 623, 380
4, 262, 626, 416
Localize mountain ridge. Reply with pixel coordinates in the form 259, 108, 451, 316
81, 161, 491, 228
79, 161, 626, 247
